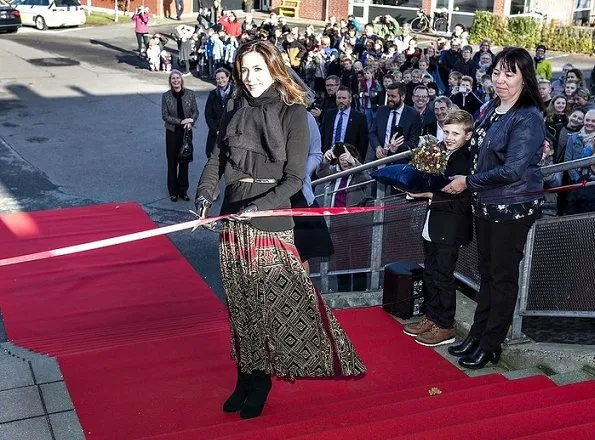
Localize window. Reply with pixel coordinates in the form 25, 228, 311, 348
453, 0, 494, 13
573, 0, 592, 25
56, 0, 81, 6
371, 0, 422, 8
509, 0, 527, 15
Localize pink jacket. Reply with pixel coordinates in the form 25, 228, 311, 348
132, 12, 149, 34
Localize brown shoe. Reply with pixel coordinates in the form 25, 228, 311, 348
415, 324, 456, 347
403, 315, 434, 336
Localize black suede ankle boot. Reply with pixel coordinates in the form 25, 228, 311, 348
222, 367, 252, 413
240, 370, 272, 419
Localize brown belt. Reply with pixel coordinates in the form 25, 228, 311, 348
238, 178, 277, 184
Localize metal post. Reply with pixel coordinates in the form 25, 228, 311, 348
369, 183, 386, 290
114, 0, 119, 22
508, 223, 536, 343
319, 185, 332, 293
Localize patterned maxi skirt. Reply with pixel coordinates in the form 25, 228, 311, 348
219, 221, 367, 380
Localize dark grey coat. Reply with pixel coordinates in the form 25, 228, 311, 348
161, 88, 199, 132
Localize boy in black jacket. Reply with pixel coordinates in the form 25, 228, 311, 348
403, 109, 474, 346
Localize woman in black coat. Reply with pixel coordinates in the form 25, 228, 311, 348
194, 40, 365, 420
204, 67, 233, 158
161, 70, 199, 201
443, 48, 546, 369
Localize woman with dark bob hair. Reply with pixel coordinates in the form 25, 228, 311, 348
194, 40, 366, 419
442, 47, 546, 369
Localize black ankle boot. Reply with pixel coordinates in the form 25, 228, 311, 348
222, 368, 251, 413
240, 370, 272, 419
448, 334, 480, 357
458, 345, 502, 370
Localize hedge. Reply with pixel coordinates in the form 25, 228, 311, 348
469, 11, 594, 54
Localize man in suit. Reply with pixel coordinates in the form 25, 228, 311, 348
421, 96, 454, 141
320, 86, 369, 161
369, 82, 422, 160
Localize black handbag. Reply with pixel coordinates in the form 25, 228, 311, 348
178, 129, 193, 161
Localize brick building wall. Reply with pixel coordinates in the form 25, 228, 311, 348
270, 0, 349, 20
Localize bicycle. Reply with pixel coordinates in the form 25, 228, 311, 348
410, 8, 449, 34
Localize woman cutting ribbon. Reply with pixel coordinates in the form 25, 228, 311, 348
193, 40, 366, 420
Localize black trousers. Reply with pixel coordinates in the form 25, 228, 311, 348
469, 217, 533, 352
175, 0, 184, 18
135, 33, 148, 54
165, 129, 190, 197
423, 239, 460, 329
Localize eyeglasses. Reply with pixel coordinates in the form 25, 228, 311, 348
414, 95, 429, 99
326, 83, 339, 87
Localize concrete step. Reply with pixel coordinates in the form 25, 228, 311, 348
550, 369, 595, 386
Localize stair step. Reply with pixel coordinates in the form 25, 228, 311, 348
283, 379, 595, 440
466, 366, 510, 377
513, 421, 595, 439
502, 367, 548, 380
390, 395, 595, 439
549, 370, 595, 386
159, 375, 507, 440
218, 375, 554, 440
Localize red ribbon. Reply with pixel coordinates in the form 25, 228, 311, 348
0, 206, 384, 268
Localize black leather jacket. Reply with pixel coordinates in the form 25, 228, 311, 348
466, 103, 545, 205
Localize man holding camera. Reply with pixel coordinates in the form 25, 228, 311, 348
310, 75, 340, 120
319, 86, 368, 162
369, 82, 422, 161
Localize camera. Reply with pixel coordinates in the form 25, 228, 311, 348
330, 142, 346, 165
307, 97, 323, 111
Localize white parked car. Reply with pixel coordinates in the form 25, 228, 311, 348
11, 0, 85, 30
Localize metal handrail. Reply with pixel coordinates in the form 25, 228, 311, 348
311, 151, 412, 187
314, 179, 376, 199
541, 155, 595, 175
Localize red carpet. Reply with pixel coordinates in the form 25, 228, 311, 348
0, 203, 593, 440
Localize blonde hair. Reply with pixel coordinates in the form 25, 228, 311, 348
168, 70, 184, 89
546, 94, 567, 123
233, 40, 307, 106
444, 109, 474, 132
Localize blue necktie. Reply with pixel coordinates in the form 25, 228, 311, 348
335, 111, 344, 144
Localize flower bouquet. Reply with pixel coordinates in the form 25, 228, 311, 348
371, 135, 451, 193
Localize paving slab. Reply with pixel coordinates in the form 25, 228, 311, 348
49, 411, 85, 440
0, 351, 34, 391
0, 386, 44, 423
40, 382, 74, 413
0, 416, 53, 440
1, 343, 63, 384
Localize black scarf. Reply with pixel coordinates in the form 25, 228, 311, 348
225, 86, 286, 167
172, 88, 185, 120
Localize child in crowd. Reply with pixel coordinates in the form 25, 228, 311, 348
403, 109, 474, 346
160, 50, 172, 72
447, 70, 462, 96
451, 75, 483, 117
146, 38, 161, 71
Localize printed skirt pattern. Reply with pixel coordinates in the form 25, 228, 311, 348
219, 221, 366, 380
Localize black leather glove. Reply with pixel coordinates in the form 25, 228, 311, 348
230, 204, 258, 221
194, 196, 212, 219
